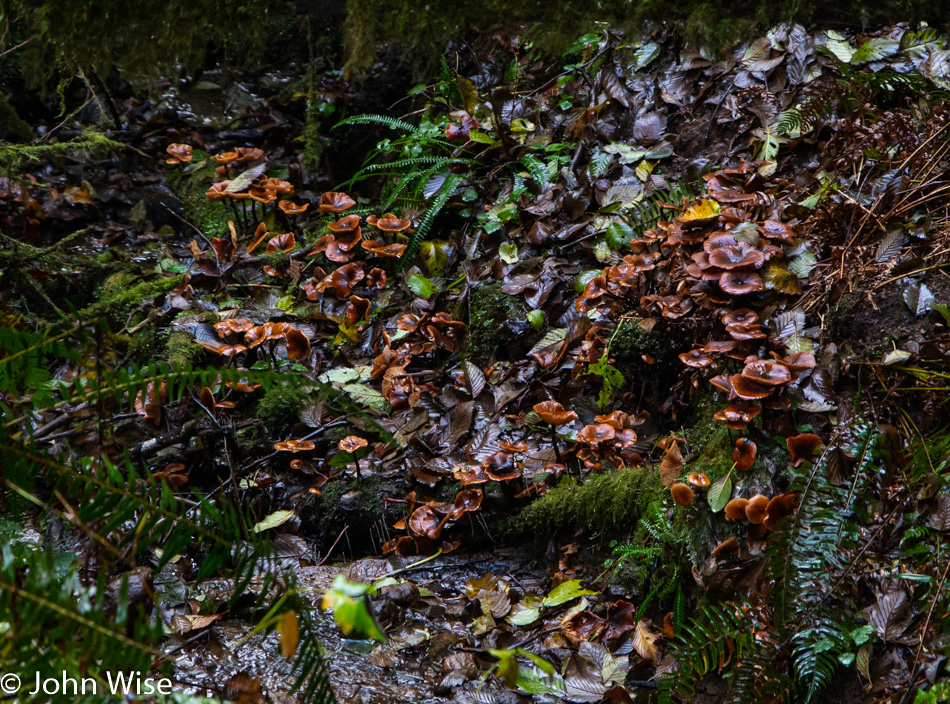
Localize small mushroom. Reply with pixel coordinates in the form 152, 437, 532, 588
671, 482, 695, 506
687, 473, 711, 487
733, 438, 757, 471
724, 497, 750, 521
764, 492, 798, 530
713, 402, 761, 430
533, 400, 578, 464
278, 200, 309, 216
679, 348, 714, 368
339, 435, 369, 481
373, 213, 413, 233
318, 191, 357, 214
274, 439, 316, 453
745, 494, 769, 524
720, 270, 765, 295
165, 143, 193, 165
786, 433, 823, 467
712, 536, 739, 558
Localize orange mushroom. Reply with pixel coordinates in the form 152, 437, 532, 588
278, 200, 309, 216
285, 328, 311, 361
764, 492, 798, 530
166, 143, 193, 165
787, 433, 822, 467
339, 435, 369, 482
724, 497, 750, 521
361, 240, 408, 258
318, 191, 356, 214
733, 438, 757, 471
687, 473, 711, 487
328, 214, 361, 232
671, 482, 695, 506
373, 213, 412, 233
274, 439, 316, 453
745, 494, 769, 524
711, 536, 739, 558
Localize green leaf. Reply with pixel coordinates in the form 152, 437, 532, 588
851, 38, 899, 65
499, 243, 519, 264
707, 474, 732, 513
527, 310, 544, 332
342, 383, 391, 413
406, 274, 436, 299
468, 130, 498, 145
251, 509, 295, 533
575, 269, 603, 294
542, 579, 598, 608
225, 164, 267, 193
605, 220, 633, 250
508, 602, 541, 626
455, 74, 478, 113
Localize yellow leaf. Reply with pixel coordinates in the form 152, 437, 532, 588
763, 263, 802, 294
680, 198, 721, 223
278, 610, 299, 658
632, 620, 660, 663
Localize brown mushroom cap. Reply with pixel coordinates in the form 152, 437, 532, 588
679, 348, 714, 368
725, 497, 750, 521
285, 328, 311, 361
764, 492, 799, 530
328, 214, 361, 232
532, 400, 579, 426
361, 240, 408, 258
274, 439, 316, 453
730, 374, 773, 400
339, 436, 368, 453
595, 410, 629, 429
722, 309, 759, 326
708, 243, 766, 270
234, 147, 264, 162
671, 482, 695, 506
745, 494, 769, 524
733, 438, 757, 471
741, 359, 792, 387
279, 200, 309, 215
720, 270, 765, 295
687, 473, 711, 487
711, 536, 739, 558
577, 423, 617, 447
714, 403, 762, 424
318, 191, 357, 214
759, 219, 796, 243
166, 143, 193, 164
266, 232, 296, 253
787, 433, 823, 467
374, 213, 413, 232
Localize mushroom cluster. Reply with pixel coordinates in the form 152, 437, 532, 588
722, 490, 799, 551
574, 410, 645, 472
383, 488, 484, 556
199, 318, 312, 363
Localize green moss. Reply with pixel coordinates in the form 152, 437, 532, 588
79, 273, 181, 322
165, 330, 202, 369
467, 282, 521, 363
255, 383, 308, 437
513, 466, 666, 542
301, 475, 386, 553
165, 158, 228, 237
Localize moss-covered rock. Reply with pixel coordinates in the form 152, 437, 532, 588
165, 329, 203, 369
165, 156, 228, 237
255, 383, 309, 437
79, 273, 181, 323
467, 282, 521, 363
512, 466, 666, 542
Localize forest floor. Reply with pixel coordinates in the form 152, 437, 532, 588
1, 20, 950, 704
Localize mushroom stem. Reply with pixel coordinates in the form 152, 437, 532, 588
551, 425, 562, 465
353, 457, 362, 483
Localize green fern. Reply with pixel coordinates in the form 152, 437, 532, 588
658, 601, 758, 703
334, 113, 417, 132
398, 172, 464, 270
0, 325, 72, 406
764, 422, 880, 701
627, 179, 697, 236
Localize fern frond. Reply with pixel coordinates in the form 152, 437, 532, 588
333, 114, 416, 132
398, 173, 463, 270
658, 601, 757, 703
